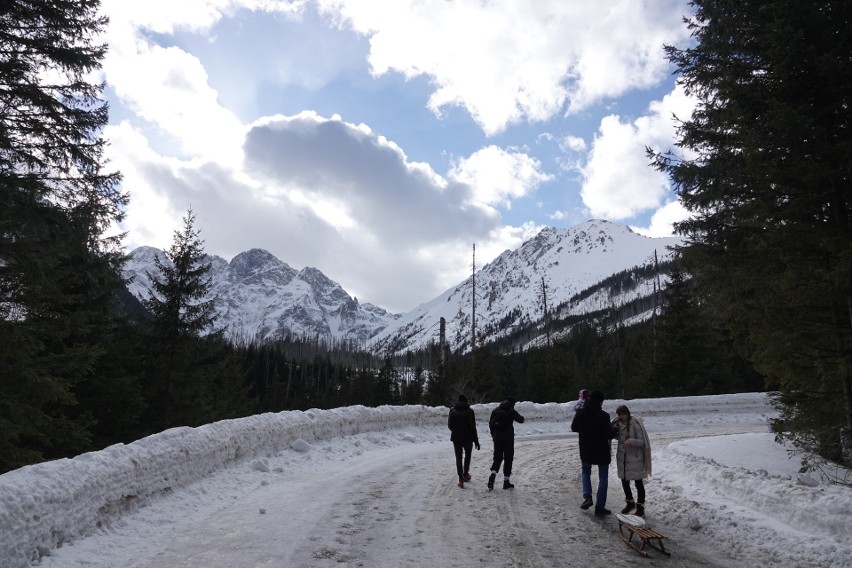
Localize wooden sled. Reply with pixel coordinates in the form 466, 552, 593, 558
616, 513, 671, 558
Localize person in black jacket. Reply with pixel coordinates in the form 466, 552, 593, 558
570, 390, 617, 515
487, 397, 525, 490
448, 394, 480, 488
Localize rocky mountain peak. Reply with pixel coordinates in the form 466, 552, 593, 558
124, 247, 400, 345
229, 249, 289, 277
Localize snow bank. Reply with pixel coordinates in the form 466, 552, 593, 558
0, 404, 447, 566
657, 437, 852, 567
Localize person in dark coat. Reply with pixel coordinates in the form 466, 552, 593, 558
570, 390, 616, 515
487, 397, 525, 490
448, 394, 480, 488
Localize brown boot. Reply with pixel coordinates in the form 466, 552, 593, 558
463, 473, 472, 482
458, 477, 464, 488
635, 503, 644, 517
621, 501, 635, 514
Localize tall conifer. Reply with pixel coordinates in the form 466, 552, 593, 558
0, 0, 127, 472
651, 0, 852, 463
141, 209, 224, 430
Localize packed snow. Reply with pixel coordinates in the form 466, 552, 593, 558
1, 393, 850, 568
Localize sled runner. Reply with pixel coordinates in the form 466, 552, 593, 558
616, 513, 670, 557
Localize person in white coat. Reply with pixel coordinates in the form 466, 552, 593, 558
614, 404, 652, 517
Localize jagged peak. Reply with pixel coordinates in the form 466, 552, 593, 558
129, 245, 165, 261
229, 248, 291, 278
298, 265, 326, 278
231, 248, 279, 265
298, 266, 336, 288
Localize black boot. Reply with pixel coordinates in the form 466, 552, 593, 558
487, 473, 495, 490
580, 496, 593, 510
635, 503, 644, 517
503, 479, 514, 489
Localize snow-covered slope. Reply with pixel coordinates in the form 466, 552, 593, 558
124, 247, 401, 345
371, 219, 682, 353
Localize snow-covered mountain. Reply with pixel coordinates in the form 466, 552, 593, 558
124, 247, 402, 345
369, 219, 683, 353
124, 220, 682, 352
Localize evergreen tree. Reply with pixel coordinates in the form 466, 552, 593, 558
0, 0, 128, 472
403, 366, 425, 405
141, 209, 240, 430
373, 355, 397, 406
650, 259, 731, 395
651, 0, 852, 463
145, 209, 217, 339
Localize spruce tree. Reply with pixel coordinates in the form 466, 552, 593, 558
651, 259, 740, 396
651, 0, 852, 463
0, 0, 128, 472
141, 209, 233, 430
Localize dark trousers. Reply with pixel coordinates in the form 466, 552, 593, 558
453, 440, 473, 477
621, 479, 645, 503
490, 439, 515, 477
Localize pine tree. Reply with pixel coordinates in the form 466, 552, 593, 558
650, 259, 733, 395
651, 0, 852, 463
0, 0, 128, 472
141, 209, 232, 430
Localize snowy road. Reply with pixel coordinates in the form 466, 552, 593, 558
107, 434, 720, 568
24, 394, 849, 568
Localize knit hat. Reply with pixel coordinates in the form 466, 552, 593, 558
590, 390, 604, 403
506, 396, 516, 405
458, 394, 468, 403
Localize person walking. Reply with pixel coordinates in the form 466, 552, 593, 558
571, 390, 616, 516
487, 397, 525, 490
448, 394, 480, 488
614, 404, 652, 517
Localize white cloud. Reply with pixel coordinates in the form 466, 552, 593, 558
579, 85, 696, 220
315, 0, 691, 134
565, 1, 687, 113
99, 0, 325, 164
560, 135, 587, 153
482, 221, 545, 259
105, 122, 190, 249
101, 0, 305, 36
106, 45, 245, 165
631, 200, 691, 238
448, 146, 552, 209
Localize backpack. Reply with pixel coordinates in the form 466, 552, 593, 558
490, 408, 512, 433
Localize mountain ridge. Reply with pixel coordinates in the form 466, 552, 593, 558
370, 219, 682, 353
124, 246, 401, 346
123, 219, 682, 352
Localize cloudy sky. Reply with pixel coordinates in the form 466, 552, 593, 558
98, 0, 697, 313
